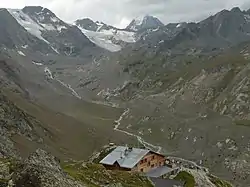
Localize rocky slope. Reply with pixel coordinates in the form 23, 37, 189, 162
1, 6, 106, 57
0, 148, 155, 187
68, 39, 250, 187
44, 7, 250, 187
1, 4, 250, 187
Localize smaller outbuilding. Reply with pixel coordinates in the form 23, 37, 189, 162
146, 165, 180, 178
149, 178, 184, 187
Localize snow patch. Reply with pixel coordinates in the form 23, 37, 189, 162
148, 128, 152, 133
41, 23, 56, 31
51, 46, 60, 54
32, 61, 43, 66
96, 22, 104, 32
18, 51, 26, 56
139, 131, 144, 135
216, 142, 223, 148
57, 25, 67, 32
176, 23, 182, 28
44, 67, 54, 79
134, 17, 144, 26
78, 27, 121, 52
244, 15, 250, 22
126, 124, 132, 129
225, 138, 231, 144
51, 17, 59, 23
107, 29, 136, 43
151, 27, 159, 32
228, 146, 238, 151
57, 79, 82, 99
22, 45, 28, 49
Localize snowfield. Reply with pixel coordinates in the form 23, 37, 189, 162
77, 27, 121, 52
8, 9, 50, 43
101, 29, 136, 43
77, 25, 136, 52
32, 61, 43, 66
8, 9, 68, 43
18, 51, 26, 56
8, 8, 136, 53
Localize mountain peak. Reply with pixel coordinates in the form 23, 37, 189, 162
126, 15, 164, 31
245, 8, 250, 14
75, 18, 99, 31
75, 18, 119, 32
22, 6, 56, 20
22, 6, 51, 14
231, 7, 242, 13
20, 6, 63, 27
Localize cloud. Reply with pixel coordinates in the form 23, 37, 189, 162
2, 0, 250, 28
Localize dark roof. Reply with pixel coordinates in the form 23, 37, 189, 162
146, 166, 179, 178
149, 178, 184, 187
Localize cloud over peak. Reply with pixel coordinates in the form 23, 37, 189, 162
2, 0, 250, 28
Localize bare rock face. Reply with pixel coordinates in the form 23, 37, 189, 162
126, 15, 164, 31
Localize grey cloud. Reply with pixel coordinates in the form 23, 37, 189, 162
2, 0, 250, 28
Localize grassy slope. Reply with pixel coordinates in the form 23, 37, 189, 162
209, 175, 233, 187
174, 171, 195, 187
62, 162, 153, 187
173, 171, 233, 187
2, 89, 136, 161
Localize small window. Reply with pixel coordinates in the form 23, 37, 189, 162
141, 168, 144, 172
151, 164, 154, 168
147, 162, 150, 166
145, 158, 147, 162
152, 156, 155, 159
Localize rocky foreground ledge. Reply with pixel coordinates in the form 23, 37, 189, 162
0, 149, 85, 187
0, 149, 153, 187
1, 148, 235, 187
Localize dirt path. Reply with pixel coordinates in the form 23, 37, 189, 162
113, 109, 211, 173
114, 109, 162, 153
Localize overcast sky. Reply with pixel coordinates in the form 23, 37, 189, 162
2, 0, 250, 28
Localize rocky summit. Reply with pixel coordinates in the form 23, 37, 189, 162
0, 4, 250, 187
